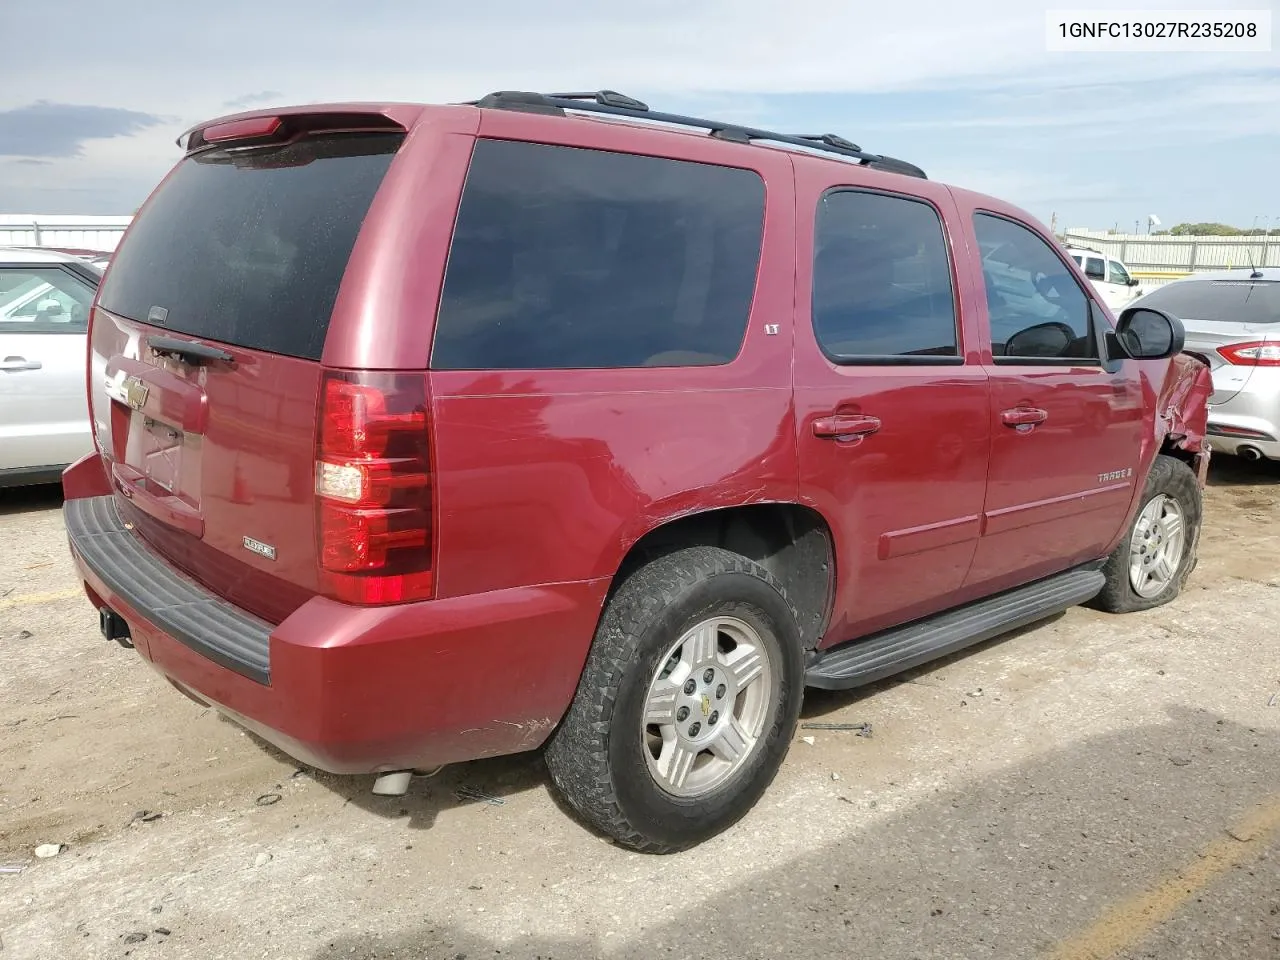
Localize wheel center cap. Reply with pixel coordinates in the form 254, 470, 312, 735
674, 663, 732, 744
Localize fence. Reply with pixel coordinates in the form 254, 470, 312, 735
1063, 229, 1280, 288
0, 215, 133, 253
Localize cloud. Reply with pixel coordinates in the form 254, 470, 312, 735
0, 0, 1272, 225
222, 90, 283, 109
0, 102, 166, 158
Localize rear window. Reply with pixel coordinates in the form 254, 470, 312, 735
812, 190, 958, 361
432, 139, 765, 370
97, 133, 402, 360
1137, 278, 1280, 325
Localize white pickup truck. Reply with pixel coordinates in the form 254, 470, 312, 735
1064, 243, 1143, 311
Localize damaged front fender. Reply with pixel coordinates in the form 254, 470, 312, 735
1155, 351, 1214, 486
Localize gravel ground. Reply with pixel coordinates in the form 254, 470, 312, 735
1, 457, 1278, 960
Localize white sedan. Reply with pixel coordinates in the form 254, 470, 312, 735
0, 247, 102, 487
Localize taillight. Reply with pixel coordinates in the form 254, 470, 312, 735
1217, 341, 1280, 366
315, 371, 434, 605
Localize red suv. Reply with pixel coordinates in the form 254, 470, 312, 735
64, 90, 1211, 853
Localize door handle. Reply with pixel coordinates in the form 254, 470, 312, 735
813, 414, 882, 440
0, 356, 42, 372
1001, 406, 1048, 427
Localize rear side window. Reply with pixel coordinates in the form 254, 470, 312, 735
1136, 279, 1280, 324
432, 140, 765, 370
97, 133, 402, 361
811, 190, 958, 361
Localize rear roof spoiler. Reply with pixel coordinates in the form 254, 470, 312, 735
178, 104, 417, 152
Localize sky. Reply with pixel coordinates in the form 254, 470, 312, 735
0, 0, 1277, 231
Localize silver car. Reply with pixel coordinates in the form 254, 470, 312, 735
1130, 268, 1279, 463
0, 247, 101, 487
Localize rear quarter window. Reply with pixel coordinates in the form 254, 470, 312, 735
431, 140, 766, 370
97, 133, 402, 360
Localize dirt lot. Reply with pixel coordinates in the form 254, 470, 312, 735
1, 458, 1278, 960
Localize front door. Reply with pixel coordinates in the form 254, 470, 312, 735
794, 174, 992, 646
964, 212, 1144, 595
1105, 257, 1141, 310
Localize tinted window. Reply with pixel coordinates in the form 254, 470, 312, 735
1084, 257, 1106, 280
975, 214, 1096, 361
1137, 278, 1280, 325
1108, 259, 1131, 285
432, 140, 764, 370
0, 268, 95, 333
98, 133, 402, 360
811, 191, 957, 360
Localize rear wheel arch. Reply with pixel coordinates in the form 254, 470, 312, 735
607, 503, 836, 652
546, 544, 806, 851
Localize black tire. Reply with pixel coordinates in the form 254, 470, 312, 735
1091, 454, 1202, 613
544, 546, 804, 853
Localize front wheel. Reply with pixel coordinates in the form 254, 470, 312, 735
544, 546, 804, 853
1091, 454, 1202, 613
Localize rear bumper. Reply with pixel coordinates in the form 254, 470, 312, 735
65, 493, 608, 774
1205, 432, 1280, 459
1205, 386, 1280, 459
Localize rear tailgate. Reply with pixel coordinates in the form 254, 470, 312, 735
89, 126, 405, 623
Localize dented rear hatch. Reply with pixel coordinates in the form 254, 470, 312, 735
90, 123, 405, 622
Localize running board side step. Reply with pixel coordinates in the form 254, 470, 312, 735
804, 566, 1106, 691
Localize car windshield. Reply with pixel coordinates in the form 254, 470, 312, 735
1137, 278, 1280, 324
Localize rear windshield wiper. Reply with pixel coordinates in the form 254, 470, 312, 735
147, 335, 234, 365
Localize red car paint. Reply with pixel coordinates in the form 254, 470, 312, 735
64, 99, 1210, 777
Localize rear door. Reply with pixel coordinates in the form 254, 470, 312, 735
90, 126, 406, 622
793, 164, 992, 644
962, 210, 1144, 595
0, 262, 96, 474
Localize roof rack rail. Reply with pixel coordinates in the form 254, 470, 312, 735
466, 90, 926, 179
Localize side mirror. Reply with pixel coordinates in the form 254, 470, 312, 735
1127, 277, 1141, 287
1111, 307, 1185, 360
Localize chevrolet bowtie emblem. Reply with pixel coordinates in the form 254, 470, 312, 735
122, 376, 149, 411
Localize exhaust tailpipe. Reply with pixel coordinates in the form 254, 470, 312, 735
1238, 445, 1265, 462
371, 770, 413, 796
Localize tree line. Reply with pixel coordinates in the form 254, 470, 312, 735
1156, 223, 1280, 236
